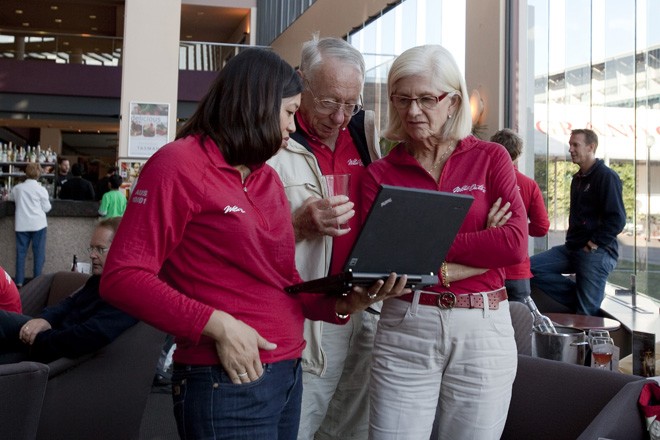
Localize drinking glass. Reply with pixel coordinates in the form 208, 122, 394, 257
587, 329, 610, 345
322, 174, 351, 229
323, 174, 350, 198
590, 337, 615, 370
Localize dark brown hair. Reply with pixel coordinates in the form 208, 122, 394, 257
177, 48, 303, 165
490, 128, 523, 162
571, 128, 599, 148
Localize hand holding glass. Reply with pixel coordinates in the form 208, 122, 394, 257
322, 174, 351, 229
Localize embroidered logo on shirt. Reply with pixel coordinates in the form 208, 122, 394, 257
131, 189, 148, 205
452, 184, 486, 194
347, 158, 363, 166
224, 205, 246, 214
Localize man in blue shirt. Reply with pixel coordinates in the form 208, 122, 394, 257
531, 129, 626, 315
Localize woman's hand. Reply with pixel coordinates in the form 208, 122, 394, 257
20, 318, 51, 345
487, 197, 512, 228
335, 273, 411, 315
203, 310, 277, 384
292, 196, 355, 241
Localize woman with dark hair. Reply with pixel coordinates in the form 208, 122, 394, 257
100, 48, 407, 439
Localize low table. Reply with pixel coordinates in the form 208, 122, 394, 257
546, 312, 621, 332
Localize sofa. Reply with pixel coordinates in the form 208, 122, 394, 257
19, 271, 165, 440
502, 354, 653, 440
0, 361, 49, 440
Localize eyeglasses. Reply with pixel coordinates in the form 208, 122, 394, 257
390, 92, 453, 110
87, 246, 109, 255
306, 83, 362, 117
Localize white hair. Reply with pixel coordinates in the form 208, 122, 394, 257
383, 45, 472, 142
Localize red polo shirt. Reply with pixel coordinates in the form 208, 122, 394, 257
296, 114, 368, 276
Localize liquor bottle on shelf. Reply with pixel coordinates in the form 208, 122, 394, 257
29, 146, 37, 163
71, 254, 78, 272
523, 296, 557, 333
1, 144, 7, 162
38, 145, 46, 163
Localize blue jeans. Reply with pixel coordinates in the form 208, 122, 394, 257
171, 359, 302, 440
530, 244, 617, 315
15, 228, 47, 286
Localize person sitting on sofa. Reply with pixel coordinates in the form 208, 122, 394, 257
0, 217, 138, 364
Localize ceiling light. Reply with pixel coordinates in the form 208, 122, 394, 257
55, 18, 62, 23
15, 10, 23, 14
91, 27, 97, 31
89, 15, 96, 19
63, 41, 69, 46
22, 22, 30, 27
185, 35, 192, 39
51, 5, 59, 10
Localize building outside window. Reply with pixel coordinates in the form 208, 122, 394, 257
528, 0, 660, 301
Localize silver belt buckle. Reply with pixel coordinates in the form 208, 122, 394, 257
437, 292, 457, 309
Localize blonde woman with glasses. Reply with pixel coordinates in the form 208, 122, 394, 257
361, 45, 528, 439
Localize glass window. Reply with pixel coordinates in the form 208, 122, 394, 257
528, 0, 660, 301
349, 0, 466, 138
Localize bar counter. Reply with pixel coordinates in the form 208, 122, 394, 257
0, 200, 100, 279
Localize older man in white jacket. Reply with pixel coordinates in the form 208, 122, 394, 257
268, 37, 381, 440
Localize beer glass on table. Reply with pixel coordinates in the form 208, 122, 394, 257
590, 337, 615, 370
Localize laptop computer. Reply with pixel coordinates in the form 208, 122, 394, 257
285, 184, 474, 294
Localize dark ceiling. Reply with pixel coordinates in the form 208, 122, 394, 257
0, 0, 251, 158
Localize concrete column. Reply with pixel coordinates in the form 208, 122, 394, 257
15, 36, 25, 61
465, 0, 506, 140
118, 0, 181, 159
40, 128, 62, 154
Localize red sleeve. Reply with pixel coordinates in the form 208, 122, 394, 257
526, 179, 550, 237
298, 293, 349, 324
447, 148, 528, 268
100, 147, 214, 344
0, 268, 22, 314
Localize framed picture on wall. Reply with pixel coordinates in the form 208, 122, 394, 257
128, 102, 170, 158
118, 159, 146, 186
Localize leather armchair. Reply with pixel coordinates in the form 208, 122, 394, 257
502, 354, 651, 440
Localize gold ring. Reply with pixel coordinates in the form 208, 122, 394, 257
368, 292, 377, 299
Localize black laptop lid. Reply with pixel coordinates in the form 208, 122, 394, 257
344, 184, 473, 276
